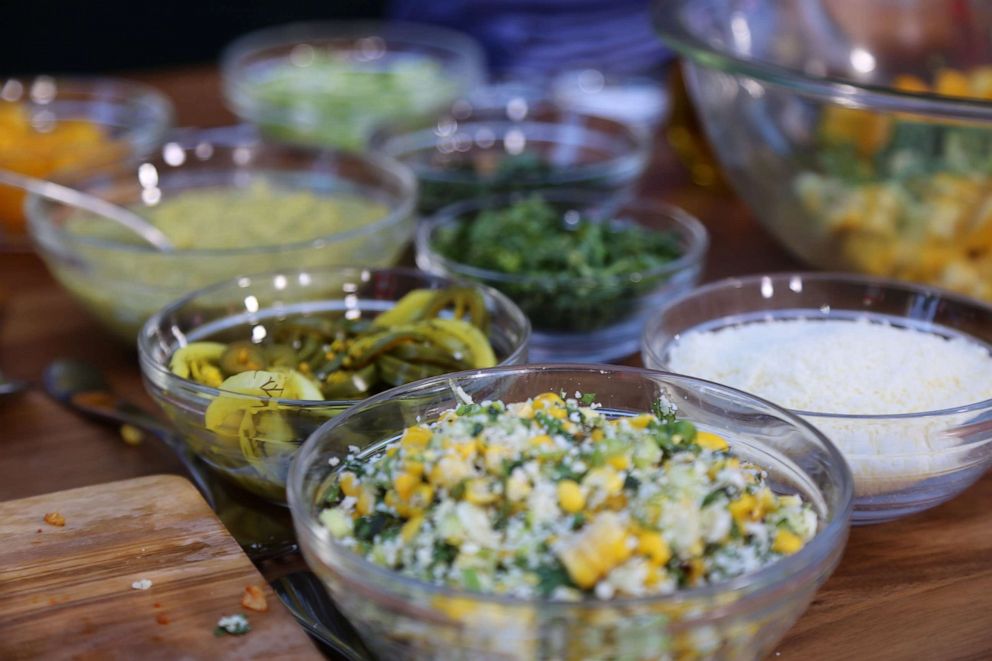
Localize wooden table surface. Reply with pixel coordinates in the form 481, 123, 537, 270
1, 67, 989, 660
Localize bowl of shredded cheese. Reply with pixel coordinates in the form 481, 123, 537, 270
642, 272, 992, 524
289, 364, 851, 659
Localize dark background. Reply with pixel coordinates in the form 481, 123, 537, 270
2, 1, 387, 75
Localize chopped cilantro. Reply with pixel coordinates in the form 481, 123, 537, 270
579, 392, 597, 406
354, 512, 399, 542
535, 561, 577, 597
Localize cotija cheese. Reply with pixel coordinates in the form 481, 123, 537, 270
665, 315, 992, 495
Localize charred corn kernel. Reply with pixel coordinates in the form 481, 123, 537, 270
340, 472, 360, 497
401, 515, 424, 543
465, 479, 497, 505
530, 434, 553, 448
394, 472, 419, 501
355, 488, 374, 516
602, 493, 628, 510
729, 494, 757, 525
533, 392, 564, 410
936, 68, 971, 97
557, 480, 585, 513
591, 429, 605, 442
607, 453, 631, 470
628, 414, 654, 429
696, 431, 728, 451
772, 530, 804, 555
404, 460, 424, 477
401, 425, 432, 449
637, 531, 671, 565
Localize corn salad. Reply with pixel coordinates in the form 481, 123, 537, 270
318, 392, 817, 600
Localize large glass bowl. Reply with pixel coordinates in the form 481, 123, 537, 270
222, 21, 486, 151
655, 0, 992, 303
416, 190, 708, 362
641, 272, 992, 524
288, 364, 852, 660
26, 130, 416, 340
139, 267, 530, 502
0, 75, 173, 243
373, 104, 651, 215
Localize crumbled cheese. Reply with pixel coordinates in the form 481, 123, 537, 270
131, 579, 153, 590
215, 614, 251, 636
667, 316, 992, 494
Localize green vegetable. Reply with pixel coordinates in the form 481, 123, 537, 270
418, 152, 559, 213
432, 196, 683, 332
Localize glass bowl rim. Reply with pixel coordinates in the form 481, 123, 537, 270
137, 265, 532, 408
0, 74, 175, 155
653, 0, 992, 121
642, 271, 992, 422
221, 19, 487, 87
415, 190, 709, 287
24, 138, 418, 257
287, 362, 853, 611
371, 116, 651, 186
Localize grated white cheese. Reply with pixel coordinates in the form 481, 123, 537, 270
131, 579, 153, 590
666, 317, 992, 495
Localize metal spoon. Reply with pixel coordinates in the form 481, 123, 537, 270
0, 168, 174, 251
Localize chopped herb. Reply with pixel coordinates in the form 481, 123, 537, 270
534, 561, 577, 597
432, 541, 459, 567
579, 392, 597, 406
623, 474, 641, 491
354, 512, 399, 542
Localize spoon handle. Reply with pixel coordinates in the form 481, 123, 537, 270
0, 168, 174, 251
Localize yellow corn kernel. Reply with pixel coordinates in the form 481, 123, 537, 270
637, 531, 671, 566
404, 460, 424, 477
533, 392, 564, 410
409, 484, 435, 511
530, 434, 553, 448
687, 558, 705, 585
590, 429, 605, 442
355, 488, 374, 517
935, 68, 971, 97
696, 431, 729, 451
516, 403, 534, 419
756, 488, 778, 515
401, 425, 432, 449
607, 453, 631, 470
439, 410, 458, 423
431, 595, 477, 621
628, 414, 654, 429
584, 467, 624, 497
728, 493, 757, 526
602, 493, 628, 511
385, 490, 410, 517
772, 530, 804, 555
465, 479, 497, 505
893, 74, 929, 94
557, 480, 585, 513
645, 564, 664, 586
340, 472, 360, 497
401, 515, 424, 543
394, 472, 419, 501
455, 440, 477, 460
547, 407, 567, 420
556, 513, 631, 589
386, 446, 398, 458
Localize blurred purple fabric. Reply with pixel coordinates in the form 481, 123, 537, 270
388, 0, 673, 76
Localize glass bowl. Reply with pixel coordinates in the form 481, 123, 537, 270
416, 190, 708, 362
138, 267, 530, 502
372, 104, 651, 214
221, 21, 486, 151
26, 130, 416, 340
641, 272, 992, 524
655, 0, 992, 303
0, 75, 173, 243
288, 364, 852, 660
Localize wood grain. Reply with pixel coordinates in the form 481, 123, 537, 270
0, 475, 320, 660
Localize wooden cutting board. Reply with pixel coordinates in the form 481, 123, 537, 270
0, 475, 321, 660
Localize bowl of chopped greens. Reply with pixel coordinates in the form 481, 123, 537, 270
656, 0, 992, 303
222, 21, 485, 151
373, 105, 651, 214
288, 364, 852, 660
416, 192, 708, 362
138, 267, 530, 502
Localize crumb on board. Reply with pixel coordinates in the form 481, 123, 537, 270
120, 424, 145, 446
215, 614, 250, 636
132, 579, 153, 591
156, 613, 170, 625
240, 584, 268, 612
43, 512, 65, 527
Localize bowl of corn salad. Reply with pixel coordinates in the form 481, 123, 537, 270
288, 364, 852, 659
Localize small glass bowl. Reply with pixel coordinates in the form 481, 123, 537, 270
26, 130, 416, 340
416, 191, 708, 362
288, 364, 852, 660
222, 21, 486, 151
138, 267, 530, 502
641, 272, 992, 524
0, 75, 173, 244
373, 105, 651, 214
